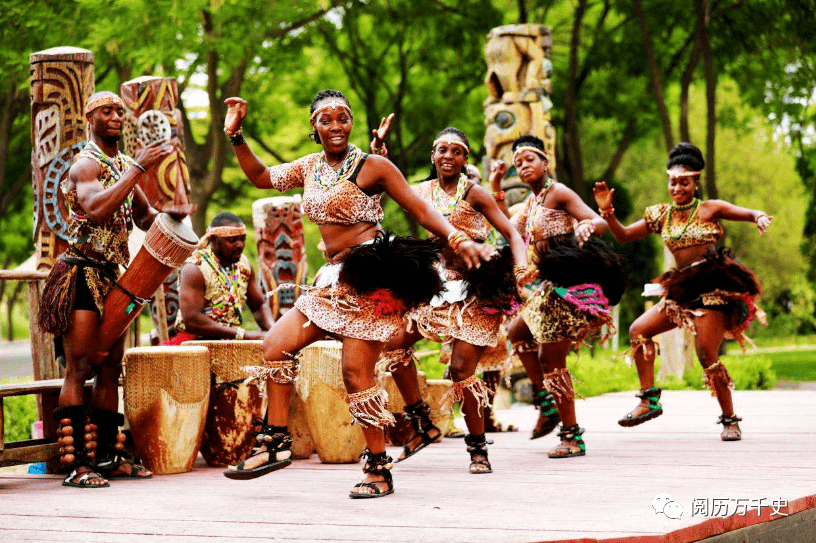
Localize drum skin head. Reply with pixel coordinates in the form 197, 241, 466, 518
157, 212, 198, 244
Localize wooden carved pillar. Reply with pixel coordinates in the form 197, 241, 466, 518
29, 47, 96, 383
120, 76, 192, 340
483, 25, 555, 205
252, 196, 308, 319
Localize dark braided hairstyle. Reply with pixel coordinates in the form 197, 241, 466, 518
427, 127, 470, 180
667, 142, 704, 198
309, 89, 351, 145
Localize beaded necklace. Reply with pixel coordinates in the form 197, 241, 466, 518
524, 178, 553, 245
663, 198, 700, 241
432, 174, 469, 216
200, 247, 243, 321
313, 144, 363, 192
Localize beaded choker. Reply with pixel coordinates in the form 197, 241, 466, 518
432, 174, 469, 217
664, 198, 700, 240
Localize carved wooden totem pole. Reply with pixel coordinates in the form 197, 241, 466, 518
252, 196, 308, 319
29, 47, 96, 380
120, 76, 193, 341
483, 25, 555, 204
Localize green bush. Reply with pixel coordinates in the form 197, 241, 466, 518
682, 354, 777, 391
2, 383, 37, 442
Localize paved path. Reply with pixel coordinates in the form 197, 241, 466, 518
1, 390, 814, 542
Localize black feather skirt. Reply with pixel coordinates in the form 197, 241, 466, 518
656, 247, 760, 306
456, 245, 521, 314
338, 230, 445, 310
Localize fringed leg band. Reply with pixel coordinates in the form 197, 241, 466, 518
511, 340, 538, 356
542, 367, 579, 402
348, 386, 396, 428
441, 374, 491, 415
376, 348, 417, 375
703, 360, 734, 397
242, 354, 300, 385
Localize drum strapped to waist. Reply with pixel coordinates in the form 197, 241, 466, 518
96, 213, 198, 352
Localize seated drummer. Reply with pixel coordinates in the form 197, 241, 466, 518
170, 212, 274, 342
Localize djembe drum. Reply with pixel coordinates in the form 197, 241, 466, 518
425, 379, 454, 433
123, 345, 209, 474
295, 340, 365, 463
182, 340, 266, 466
97, 213, 198, 352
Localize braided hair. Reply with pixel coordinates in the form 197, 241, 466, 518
309, 89, 351, 145
428, 127, 470, 180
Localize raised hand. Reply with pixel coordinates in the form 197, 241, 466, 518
224, 97, 248, 135
756, 213, 772, 235
488, 160, 508, 190
592, 181, 615, 211
370, 113, 395, 153
134, 139, 172, 171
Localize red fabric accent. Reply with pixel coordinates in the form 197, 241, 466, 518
163, 331, 197, 346
362, 289, 406, 317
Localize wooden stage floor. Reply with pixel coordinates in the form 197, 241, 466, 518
1, 390, 814, 542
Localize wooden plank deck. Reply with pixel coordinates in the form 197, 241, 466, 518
1, 389, 814, 542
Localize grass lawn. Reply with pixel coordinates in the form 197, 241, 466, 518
755, 349, 816, 381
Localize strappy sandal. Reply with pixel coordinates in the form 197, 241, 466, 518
718, 413, 742, 441
547, 425, 586, 458
531, 389, 560, 440
618, 387, 663, 427
349, 449, 394, 499
396, 401, 442, 462
223, 425, 292, 480
99, 458, 152, 479
62, 467, 109, 489
465, 433, 493, 474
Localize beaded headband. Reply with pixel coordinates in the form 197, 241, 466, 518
310, 101, 353, 122
198, 224, 247, 248
432, 136, 469, 154
666, 169, 702, 179
85, 94, 123, 116
512, 145, 548, 163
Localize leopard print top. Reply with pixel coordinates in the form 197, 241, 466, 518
266, 148, 384, 226
62, 142, 135, 267
510, 184, 574, 243
644, 203, 723, 251
413, 179, 488, 241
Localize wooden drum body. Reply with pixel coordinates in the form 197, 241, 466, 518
123, 346, 209, 474
425, 379, 454, 433
381, 371, 428, 446
182, 340, 266, 467
97, 213, 198, 352
295, 340, 365, 464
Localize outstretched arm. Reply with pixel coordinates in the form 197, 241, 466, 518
488, 160, 511, 218
707, 199, 772, 235
468, 184, 527, 268
555, 183, 607, 246
592, 181, 651, 243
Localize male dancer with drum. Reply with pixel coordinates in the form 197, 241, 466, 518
170, 212, 274, 343
38, 91, 176, 488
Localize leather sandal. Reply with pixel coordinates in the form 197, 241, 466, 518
618, 387, 663, 427
465, 433, 493, 474
531, 389, 560, 440
349, 449, 394, 499
547, 425, 586, 458
62, 467, 109, 489
718, 413, 742, 441
223, 425, 292, 480
396, 401, 442, 462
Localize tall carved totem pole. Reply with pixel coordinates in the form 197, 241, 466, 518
483, 25, 555, 204
120, 76, 193, 340
252, 197, 308, 319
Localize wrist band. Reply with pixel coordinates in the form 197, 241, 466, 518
133, 161, 147, 173
755, 213, 769, 224
224, 126, 242, 138
493, 190, 506, 201
370, 144, 388, 157
600, 207, 615, 218
446, 230, 470, 252
513, 264, 527, 280
229, 133, 245, 146
235, 327, 246, 340
577, 219, 595, 233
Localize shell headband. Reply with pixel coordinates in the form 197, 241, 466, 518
512, 144, 548, 162
432, 136, 469, 154
666, 169, 702, 179
198, 224, 247, 248
85, 94, 123, 115
310, 101, 353, 122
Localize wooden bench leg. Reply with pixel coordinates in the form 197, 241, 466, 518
40, 390, 61, 474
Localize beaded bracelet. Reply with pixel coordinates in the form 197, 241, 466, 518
235, 327, 246, 340
447, 230, 470, 252
370, 144, 388, 157
133, 161, 147, 173
224, 126, 242, 138
225, 126, 245, 146
576, 219, 595, 233
513, 264, 527, 280
600, 207, 615, 218
493, 190, 506, 201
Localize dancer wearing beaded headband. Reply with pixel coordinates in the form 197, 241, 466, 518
221, 91, 493, 497
378, 127, 530, 474
37, 91, 179, 488
593, 142, 771, 441
170, 212, 273, 343
492, 135, 626, 458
